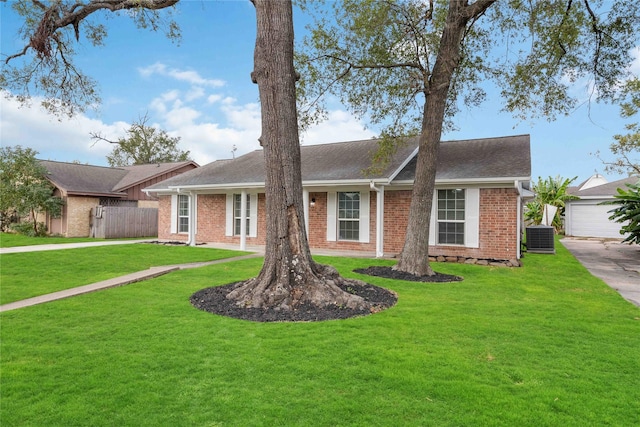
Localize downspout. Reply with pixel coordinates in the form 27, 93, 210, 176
370, 181, 384, 258
514, 180, 522, 259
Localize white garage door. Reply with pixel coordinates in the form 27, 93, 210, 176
567, 202, 626, 239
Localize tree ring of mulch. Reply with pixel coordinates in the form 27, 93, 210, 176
191, 281, 398, 322
354, 266, 463, 283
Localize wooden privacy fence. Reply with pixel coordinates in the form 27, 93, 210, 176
90, 206, 158, 239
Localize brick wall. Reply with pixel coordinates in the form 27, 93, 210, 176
159, 187, 520, 260
66, 196, 99, 237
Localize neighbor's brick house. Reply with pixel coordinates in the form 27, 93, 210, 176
40, 160, 198, 237
146, 135, 531, 262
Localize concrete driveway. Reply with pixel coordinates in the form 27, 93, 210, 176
561, 237, 640, 307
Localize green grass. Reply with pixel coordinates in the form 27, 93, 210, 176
0, 232, 151, 248
1, 242, 639, 426
0, 244, 246, 304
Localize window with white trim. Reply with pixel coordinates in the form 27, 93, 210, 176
338, 192, 360, 241
437, 189, 465, 245
234, 193, 251, 236
178, 194, 189, 233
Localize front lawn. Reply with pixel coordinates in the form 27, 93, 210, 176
1, 242, 638, 426
0, 244, 246, 304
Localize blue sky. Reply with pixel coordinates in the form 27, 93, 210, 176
1, 1, 638, 184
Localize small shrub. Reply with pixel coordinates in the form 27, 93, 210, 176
10, 221, 48, 237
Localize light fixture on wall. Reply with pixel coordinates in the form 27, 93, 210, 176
310, 197, 316, 207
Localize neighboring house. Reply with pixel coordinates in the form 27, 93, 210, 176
40, 160, 198, 237
565, 174, 639, 239
145, 135, 531, 262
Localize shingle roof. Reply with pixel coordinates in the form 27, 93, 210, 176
40, 160, 197, 197
147, 134, 530, 191
114, 161, 198, 190
41, 161, 128, 197
394, 134, 531, 181
568, 176, 639, 198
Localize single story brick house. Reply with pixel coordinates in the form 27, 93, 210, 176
40, 160, 198, 237
145, 135, 531, 261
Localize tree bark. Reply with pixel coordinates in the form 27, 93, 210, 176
227, 0, 369, 311
394, 1, 478, 276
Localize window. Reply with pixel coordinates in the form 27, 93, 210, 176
234, 193, 251, 236
338, 192, 360, 240
178, 194, 189, 233
437, 189, 465, 245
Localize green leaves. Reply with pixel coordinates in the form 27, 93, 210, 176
524, 175, 578, 230
100, 114, 191, 167
0, 146, 64, 232
604, 180, 640, 244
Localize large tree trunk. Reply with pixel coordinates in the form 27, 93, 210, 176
394, 1, 474, 276
227, 0, 369, 311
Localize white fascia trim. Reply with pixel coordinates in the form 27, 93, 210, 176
568, 196, 614, 201
392, 177, 531, 186
166, 182, 265, 192
387, 146, 419, 183
302, 179, 387, 187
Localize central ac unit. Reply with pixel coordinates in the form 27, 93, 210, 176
526, 225, 555, 254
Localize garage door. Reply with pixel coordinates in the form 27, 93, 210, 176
567, 202, 626, 239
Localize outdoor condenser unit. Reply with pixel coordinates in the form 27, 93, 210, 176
526, 225, 555, 254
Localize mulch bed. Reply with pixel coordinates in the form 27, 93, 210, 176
191, 281, 398, 323
354, 266, 463, 283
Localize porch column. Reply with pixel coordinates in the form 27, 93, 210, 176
376, 185, 384, 258
240, 189, 247, 251
370, 182, 385, 258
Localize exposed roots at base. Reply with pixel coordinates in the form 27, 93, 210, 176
190, 265, 398, 322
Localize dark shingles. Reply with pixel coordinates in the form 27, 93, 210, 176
392, 134, 530, 181
40, 161, 128, 196
41, 160, 200, 196
569, 176, 639, 197
146, 134, 531, 190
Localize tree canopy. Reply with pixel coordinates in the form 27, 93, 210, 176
1, 0, 180, 117
599, 78, 640, 175
91, 115, 191, 167
0, 145, 63, 235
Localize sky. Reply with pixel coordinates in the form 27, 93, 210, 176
1, 0, 638, 185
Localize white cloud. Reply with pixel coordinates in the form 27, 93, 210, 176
137, 62, 225, 88
207, 94, 223, 104
1, 82, 374, 171
0, 93, 128, 166
302, 110, 376, 145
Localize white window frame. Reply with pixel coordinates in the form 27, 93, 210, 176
234, 193, 251, 236
437, 189, 466, 245
225, 193, 258, 238
327, 190, 370, 243
170, 194, 191, 234
429, 187, 479, 248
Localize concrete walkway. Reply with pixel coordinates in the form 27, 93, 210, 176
0, 253, 262, 313
0, 239, 154, 254
0, 239, 382, 313
561, 237, 640, 308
